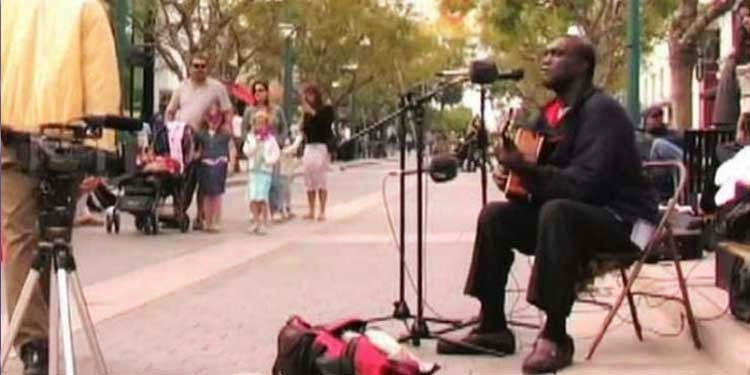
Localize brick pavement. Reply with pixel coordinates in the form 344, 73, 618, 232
1, 159, 735, 375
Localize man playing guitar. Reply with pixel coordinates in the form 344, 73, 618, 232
437, 36, 659, 375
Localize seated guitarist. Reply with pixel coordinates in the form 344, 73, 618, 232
437, 35, 659, 374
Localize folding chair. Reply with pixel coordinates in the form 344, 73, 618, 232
586, 160, 702, 359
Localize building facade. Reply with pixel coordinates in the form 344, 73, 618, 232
640, 5, 736, 128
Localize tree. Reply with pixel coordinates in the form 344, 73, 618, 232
130, 0, 465, 126
476, 0, 674, 107
130, 0, 285, 82
286, 0, 465, 113
669, 0, 738, 128
429, 105, 474, 136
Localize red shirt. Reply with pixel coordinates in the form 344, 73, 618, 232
544, 98, 568, 127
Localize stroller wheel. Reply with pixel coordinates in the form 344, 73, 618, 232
144, 216, 155, 235
135, 216, 145, 232
179, 216, 190, 233
151, 212, 159, 235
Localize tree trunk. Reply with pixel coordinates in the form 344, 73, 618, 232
669, 37, 698, 129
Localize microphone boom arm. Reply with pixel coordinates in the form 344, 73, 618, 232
336, 75, 467, 149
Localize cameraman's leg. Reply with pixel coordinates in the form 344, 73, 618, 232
1, 147, 49, 352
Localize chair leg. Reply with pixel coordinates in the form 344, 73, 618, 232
587, 256, 647, 360
666, 231, 702, 350
620, 268, 643, 341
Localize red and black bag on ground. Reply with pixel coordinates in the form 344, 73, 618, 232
272, 316, 437, 375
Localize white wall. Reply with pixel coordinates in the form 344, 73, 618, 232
640, 41, 671, 113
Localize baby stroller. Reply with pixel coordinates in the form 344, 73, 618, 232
106, 121, 192, 235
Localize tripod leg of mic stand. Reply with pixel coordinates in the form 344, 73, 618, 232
49, 264, 60, 375
71, 271, 108, 374
1, 269, 41, 369
57, 268, 77, 375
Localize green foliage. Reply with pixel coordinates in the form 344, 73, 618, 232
286, 0, 466, 122
131, 0, 285, 81
440, 83, 464, 107
478, 0, 676, 106
292, 0, 468, 107
440, 0, 477, 15
428, 105, 474, 136
130, 0, 469, 125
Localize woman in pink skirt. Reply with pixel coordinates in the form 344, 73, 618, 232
300, 84, 335, 221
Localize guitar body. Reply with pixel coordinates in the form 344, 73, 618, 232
504, 128, 545, 201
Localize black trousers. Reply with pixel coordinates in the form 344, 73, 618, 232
464, 199, 638, 319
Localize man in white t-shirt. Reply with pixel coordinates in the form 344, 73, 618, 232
165, 53, 233, 230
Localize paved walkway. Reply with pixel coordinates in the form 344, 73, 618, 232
1, 158, 744, 374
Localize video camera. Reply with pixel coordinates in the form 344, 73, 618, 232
8, 115, 142, 178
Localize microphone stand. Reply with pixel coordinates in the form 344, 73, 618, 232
409, 79, 541, 342
365, 79, 467, 345
364, 93, 413, 325
397, 79, 467, 346
480, 86, 489, 206
396, 93, 410, 319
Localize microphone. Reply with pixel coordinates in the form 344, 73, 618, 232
437, 60, 524, 84
436, 68, 469, 78
494, 69, 525, 81
388, 153, 459, 183
81, 115, 143, 132
470, 59, 523, 84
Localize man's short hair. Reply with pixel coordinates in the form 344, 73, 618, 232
191, 52, 210, 64
565, 35, 597, 79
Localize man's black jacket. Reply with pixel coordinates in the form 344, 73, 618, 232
518, 89, 659, 225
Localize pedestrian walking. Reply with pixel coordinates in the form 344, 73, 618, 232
165, 53, 233, 230
243, 111, 281, 235
241, 80, 288, 222
196, 102, 233, 233
300, 84, 336, 221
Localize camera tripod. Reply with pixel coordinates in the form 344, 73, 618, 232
1, 168, 108, 375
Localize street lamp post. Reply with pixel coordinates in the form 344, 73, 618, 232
627, 0, 641, 122
341, 63, 359, 157
279, 23, 295, 136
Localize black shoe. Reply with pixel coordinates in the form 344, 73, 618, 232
436, 328, 515, 356
20, 340, 48, 375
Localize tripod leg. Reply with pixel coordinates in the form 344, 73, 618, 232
70, 271, 108, 374
1, 269, 41, 369
57, 268, 77, 375
49, 264, 60, 375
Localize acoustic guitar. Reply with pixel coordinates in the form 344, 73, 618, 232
496, 126, 545, 202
